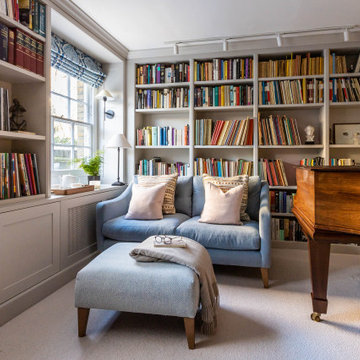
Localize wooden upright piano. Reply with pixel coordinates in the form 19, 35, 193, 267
293, 166, 360, 322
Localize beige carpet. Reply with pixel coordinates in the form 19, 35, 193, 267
0, 248, 359, 360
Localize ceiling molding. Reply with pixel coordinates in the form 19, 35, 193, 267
45, 0, 128, 61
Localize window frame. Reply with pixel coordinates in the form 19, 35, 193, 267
50, 70, 96, 174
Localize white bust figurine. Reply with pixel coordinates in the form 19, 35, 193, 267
304, 125, 315, 144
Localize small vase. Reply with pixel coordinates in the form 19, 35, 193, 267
88, 175, 100, 184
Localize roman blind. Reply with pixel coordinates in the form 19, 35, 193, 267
51, 33, 106, 88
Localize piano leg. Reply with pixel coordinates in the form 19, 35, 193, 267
307, 237, 331, 321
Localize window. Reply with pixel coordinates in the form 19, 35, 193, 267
51, 68, 95, 184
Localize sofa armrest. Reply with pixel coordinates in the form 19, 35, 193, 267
259, 181, 271, 268
96, 183, 133, 251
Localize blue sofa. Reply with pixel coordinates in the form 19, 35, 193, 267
96, 176, 271, 287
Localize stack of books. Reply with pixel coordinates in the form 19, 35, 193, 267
194, 158, 253, 177
258, 159, 288, 186
0, 23, 44, 76
330, 78, 360, 102
136, 62, 190, 84
329, 53, 360, 74
136, 88, 189, 109
258, 115, 302, 145
0, 0, 46, 36
194, 57, 253, 81
299, 157, 324, 166
329, 158, 355, 166
272, 218, 305, 242
270, 190, 295, 213
259, 79, 324, 105
195, 118, 253, 146
0, 152, 40, 199
138, 159, 189, 176
194, 85, 253, 107
0, 87, 10, 131
259, 53, 324, 77
136, 125, 189, 146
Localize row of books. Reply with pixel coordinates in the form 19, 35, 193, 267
136, 125, 189, 146
0, 87, 10, 131
194, 57, 253, 81
194, 85, 253, 107
136, 63, 190, 84
0, 0, 46, 36
0, 23, 44, 76
258, 115, 301, 146
270, 190, 295, 213
136, 88, 189, 109
258, 159, 288, 186
0, 152, 40, 199
329, 53, 360, 74
299, 157, 324, 166
259, 79, 324, 105
329, 158, 355, 166
195, 118, 254, 146
193, 158, 253, 177
258, 53, 324, 77
330, 78, 360, 102
138, 159, 189, 176
271, 218, 305, 242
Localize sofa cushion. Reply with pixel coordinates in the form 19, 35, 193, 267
103, 213, 190, 242
174, 176, 193, 216
192, 176, 205, 216
247, 176, 261, 221
176, 216, 260, 251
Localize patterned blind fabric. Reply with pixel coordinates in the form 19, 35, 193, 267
51, 33, 106, 88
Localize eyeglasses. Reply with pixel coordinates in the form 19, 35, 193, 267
154, 235, 181, 245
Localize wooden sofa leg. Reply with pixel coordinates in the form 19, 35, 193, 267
261, 268, 269, 288
184, 317, 195, 349
78, 307, 90, 337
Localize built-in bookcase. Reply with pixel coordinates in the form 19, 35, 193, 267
0, 5, 50, 206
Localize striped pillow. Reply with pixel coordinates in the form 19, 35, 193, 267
202, 174, 250, 222
137, 174, 178, 214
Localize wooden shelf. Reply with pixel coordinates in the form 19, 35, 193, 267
194, 105, 253, 111
0, 131, 46, 141
194, 145, 253, 149
135, 145, 189, 149
271, 212, 295, 218
0, 13, 45, 42
0, 194, 46, 207
136, 108, 189, 114
259, 74, 324, 81
259, 145, 323, 149
329, 72, 360, 78
194, 79, 253, 86
0, 60, 45, 83
330, 102, 360, 108
269, 185, 297, 190
136, 82, 189, 89
329, 144, 360, 149
259, 103, 323, 109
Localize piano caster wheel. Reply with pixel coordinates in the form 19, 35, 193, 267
311, 312, 321, 322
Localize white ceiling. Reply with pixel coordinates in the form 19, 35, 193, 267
72, 0, 360, 51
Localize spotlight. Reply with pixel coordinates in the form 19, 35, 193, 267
173, 43, 179, 55
223, 40, 228, 52
276, 33, 282, 47
344, 28, 349, 42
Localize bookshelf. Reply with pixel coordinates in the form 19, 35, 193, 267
0, 2, 50, 206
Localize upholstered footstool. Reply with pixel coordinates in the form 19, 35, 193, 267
75, 242, 200, 349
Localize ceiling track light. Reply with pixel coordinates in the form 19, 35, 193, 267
223, 39, 228, 52
344, 28, 350, 42
276, 33, 282, 47
173, 43, 179, 55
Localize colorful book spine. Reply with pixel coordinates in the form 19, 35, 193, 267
0, 23, 8, 61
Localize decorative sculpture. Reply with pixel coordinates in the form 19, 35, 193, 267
9, 99, 27, 131
304, 125, 315, 144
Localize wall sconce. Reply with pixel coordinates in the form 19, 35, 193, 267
96, 89, 115, 120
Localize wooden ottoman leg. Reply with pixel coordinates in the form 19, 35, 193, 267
261, 268, 269, 288
184, 317, 195, 349
78, 307, 90, 337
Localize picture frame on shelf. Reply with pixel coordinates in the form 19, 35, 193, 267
333, 123, 360, 145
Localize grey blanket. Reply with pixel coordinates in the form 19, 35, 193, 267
129, 236, 219, 335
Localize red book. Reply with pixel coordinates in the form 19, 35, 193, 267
8, 29, 15, 64
26, 153, 37, 195
23, 33, 32, 71
14, 29, 25, 68
246, 119, 254, 145
36, 40, 44, 76
24, 154, 34, 195
264, 159, 273, 186
29, 37, 37, 73
236, 86, 240, 106
213, 120, 225, 145
269, 161, 279, 186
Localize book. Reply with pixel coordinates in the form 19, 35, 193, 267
138, 159, 189, 176
0, 87, 10, 131
258, 159, 288, 186
137, 125, 189, 146
194, 158, 253, 176
136, 62, 190, 84
36, 39, 44, 75
14, 29, 25, 68
0, 23, 8, 61
8, 28, 15, 64
329, 78, 360, 103
136, 88, 189, 109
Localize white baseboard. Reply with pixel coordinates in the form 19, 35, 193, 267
0, 252, 98, 326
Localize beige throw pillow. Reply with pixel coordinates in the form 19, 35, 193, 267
202, 174, 250, 222
137, 174, 178, 214
125, 183, 167, 220
199, 182, 244, 225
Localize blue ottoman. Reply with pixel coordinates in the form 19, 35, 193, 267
75, 242, 200, 349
